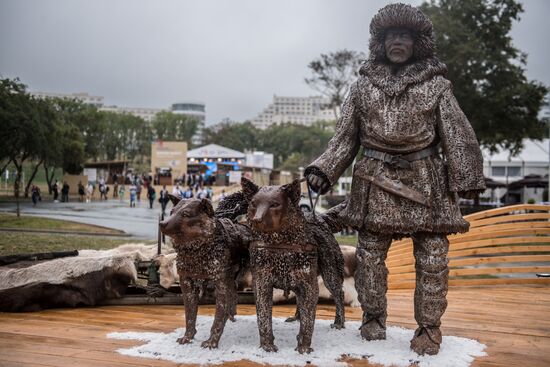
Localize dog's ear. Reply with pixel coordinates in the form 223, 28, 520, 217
241, 176, 259, 201
281, 179, 301, 207
168, 193, 181, 206
201, 198, 215, 217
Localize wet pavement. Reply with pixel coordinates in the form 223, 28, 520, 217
0, 199, 169, 239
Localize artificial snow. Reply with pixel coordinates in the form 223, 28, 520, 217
107, 315, 486, 367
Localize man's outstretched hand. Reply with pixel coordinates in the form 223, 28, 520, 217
307, 173, 331, 195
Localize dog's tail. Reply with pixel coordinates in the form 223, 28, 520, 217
215, 191, 249, 220
319, 200, 348, 233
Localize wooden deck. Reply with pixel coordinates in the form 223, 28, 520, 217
1, 285, 549, 367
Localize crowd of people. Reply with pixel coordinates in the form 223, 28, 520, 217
23, 170, 228, 215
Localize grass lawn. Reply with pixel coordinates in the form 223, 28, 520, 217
0, 232, 140, 256
0, 213, 123, 234
337, 235, 358, 246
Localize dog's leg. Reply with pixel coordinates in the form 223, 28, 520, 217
177, 278, 200, 344
294, 276, 319, 354
318, 242, 346, 329
201, 276, 234, 349
254, 274, 277, 352
320, 271, 346, 329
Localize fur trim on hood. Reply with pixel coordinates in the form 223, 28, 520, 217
360, 3, 447, 96
369, 3, 435, 61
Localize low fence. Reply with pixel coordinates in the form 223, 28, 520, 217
387, 204, 550, 288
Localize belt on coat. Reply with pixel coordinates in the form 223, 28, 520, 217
364, 146, 438, 169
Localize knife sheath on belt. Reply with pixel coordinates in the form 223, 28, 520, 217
355, 172, 430, 207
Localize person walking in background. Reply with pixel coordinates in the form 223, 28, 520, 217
53, 179, 59, 202
196, 186, 206, 199
119, 184, 125, 202
206, 186, 213, 199
61, 182, 70, 202
129, 183, 137, 208
159, 185, 169, 214
78, 181, 85, 202
147, 185, 156, 209
86, 182, 93, 203
183, 186, 194, 199
31, 184, 41, 206
218, 189, 226, 202
136, 180, 142, 202
113, 180, 119, 199
172, 182, 182, 197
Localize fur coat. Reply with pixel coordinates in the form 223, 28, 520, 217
305, 3, 485, 236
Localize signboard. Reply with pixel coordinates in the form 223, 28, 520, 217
228, 171, 242, 184
151, 141, 188, 181
83, 168, 97, 183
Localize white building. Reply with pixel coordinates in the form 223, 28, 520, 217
251, 95, 336, 129
483, 139, 549, 183
171, 102, 206, 145
245, 151, 274, 169
100, 105, 164, 122
32, 91, 104, 108
482, 139, 549, 203
187, 143, 245, 164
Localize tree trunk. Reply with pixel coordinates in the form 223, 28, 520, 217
13, 161, 22, 218
44, 165, 56, 195
24, 160, 44, 198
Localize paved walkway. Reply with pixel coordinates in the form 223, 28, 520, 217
0, 199, 166, 239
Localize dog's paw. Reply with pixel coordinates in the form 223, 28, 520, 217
330, 322, 345, 330
261, 343, 278, 353
295, 345, 313, 354
177, 335, 193, 345
201, 338, 219, 349
285, 316, 299, 323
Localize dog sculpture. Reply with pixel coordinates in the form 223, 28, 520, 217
242, 177, 345, 354
159, 196, 250, 349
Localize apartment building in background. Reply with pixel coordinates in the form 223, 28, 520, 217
251, 95, 337, 129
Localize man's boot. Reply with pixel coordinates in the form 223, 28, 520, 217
410, 233, 449, 355
355, 231, 392, 341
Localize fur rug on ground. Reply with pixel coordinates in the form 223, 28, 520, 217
0, 243, 171, 312
108, 315, 486, 367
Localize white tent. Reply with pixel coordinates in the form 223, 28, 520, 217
187, 144, 245, 160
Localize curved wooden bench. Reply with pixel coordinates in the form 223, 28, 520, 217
386, 204, 550, 289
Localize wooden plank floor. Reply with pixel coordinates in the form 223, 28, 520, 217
1, 286, 549, 367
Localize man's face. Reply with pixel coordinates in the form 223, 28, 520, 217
384, 28, 414, 64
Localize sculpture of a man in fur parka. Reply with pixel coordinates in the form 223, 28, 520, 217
305, 3, 485, 355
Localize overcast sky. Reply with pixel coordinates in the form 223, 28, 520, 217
1, 0, 549, 125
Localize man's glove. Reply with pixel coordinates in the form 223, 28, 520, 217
307, 173, 331, 195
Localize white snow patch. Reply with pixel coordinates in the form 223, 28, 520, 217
107, 315, 486, 367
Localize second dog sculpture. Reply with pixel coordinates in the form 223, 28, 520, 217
242, 177, 345, 354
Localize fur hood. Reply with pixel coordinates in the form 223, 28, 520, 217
360, 3, 447, 95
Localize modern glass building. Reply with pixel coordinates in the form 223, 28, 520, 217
171, 102, 206, 145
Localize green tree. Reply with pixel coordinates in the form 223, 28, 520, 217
260, 122, 334, 169
152, 111, 199, 145
0, 78, 59, 215
421, 0, 548, 154
305, 49, 366, 119
202, 122, 261, 153
43, 97, 89, 193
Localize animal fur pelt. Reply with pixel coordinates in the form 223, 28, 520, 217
0, 254, 136, 312
0, 243, 175, 312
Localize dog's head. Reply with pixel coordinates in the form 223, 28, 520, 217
159, 196, 216, 242
241, 177, 302, 233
